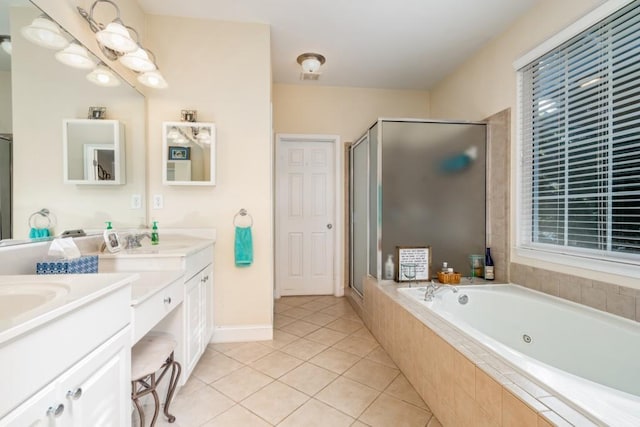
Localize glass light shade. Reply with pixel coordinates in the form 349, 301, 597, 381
137, 70, 168, 89
86, 65, 120, 87
118, 47, 156, 72
21, 16, 67, 49
301, 57, 321, 73
55, 43, 96, 69
167, 127, 180, 140
0, 39, 11, 55
96, 21, 137, 53
197, 128, 211, 143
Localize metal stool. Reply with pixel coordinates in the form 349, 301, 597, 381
131, 334, 181, 426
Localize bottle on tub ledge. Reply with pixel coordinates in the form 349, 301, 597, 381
484, 247, 495, 280
384, 254, 395, 280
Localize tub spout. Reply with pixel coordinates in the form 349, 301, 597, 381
424, 280, 458, 301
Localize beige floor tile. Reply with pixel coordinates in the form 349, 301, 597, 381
314, 295, 343, 305
202, 404, 271, 427
351, 421, 370, 427
344, 359, 400, 391
325, 318, 363, 334
279, 398, 354, 427
167, 385, 235, 426
340, 311, 365, 323
333, 336, 379, 357
225, 342, 274, 364
279, 362, 338, 396
316, 376, 380, 418
302, 311, 339, 326
274, 300, 293, 312
279, 320, 321, 337
281, 306, 315, 319
177, 375, 207, 396
366, 347, 397, 368
241, 381, 308, 425
201, 346, 221, 360
305, 327, 348, 346
210, 342, 246, 354
261, 330, 299, 349
427, 416, 442, 427
281, 296, 319, 306
384, 374, 427, 409
274, 313, 298, 329
281, 338, 328, 360
309, 348, 361, 374
212, 366, 274, 402
192, 353, 245, 384
350, 327, 377, 342
299, 299, 337, 312
321, 304, 356, 317
359, 394, 432, 427
249, 350, 303, 378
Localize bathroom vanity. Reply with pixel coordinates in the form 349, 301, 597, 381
0, 274, 136, 426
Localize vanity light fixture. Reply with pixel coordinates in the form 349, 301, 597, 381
166, 110, 212, 146
78, 0, 168, 89
296, 52, 325, 80
0, 36, 11, 55
55, 42, 96, 69
20, 15, 68, 50
86, 64, 121, 87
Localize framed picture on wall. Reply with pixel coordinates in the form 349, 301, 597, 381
168, 146, 190, 160
395, 246, 431, 282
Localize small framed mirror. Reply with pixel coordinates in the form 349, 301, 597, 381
62, 119, 125, 185
162, 121, 216, 186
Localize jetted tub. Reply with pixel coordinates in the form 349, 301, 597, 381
398, 284, 640, 427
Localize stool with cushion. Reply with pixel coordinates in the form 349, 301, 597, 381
131, 334, 181, 426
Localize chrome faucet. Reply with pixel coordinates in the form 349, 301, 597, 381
424, 280, 459, 301
125, 232, 151, 248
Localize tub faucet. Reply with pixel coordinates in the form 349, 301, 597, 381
125, 232, 151, 248
424, 280, 458, 301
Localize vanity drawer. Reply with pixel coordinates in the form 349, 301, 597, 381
132, 277, 184, 343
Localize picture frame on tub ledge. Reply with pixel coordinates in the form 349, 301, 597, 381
168, 146, 190, 160
395, 246, 431, 282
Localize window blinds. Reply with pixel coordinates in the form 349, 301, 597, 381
519, 0, 640, 261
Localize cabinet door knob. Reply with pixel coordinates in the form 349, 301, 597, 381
47, 403, 64, 418
164, 297, 172, 304
67, 388, 83, 400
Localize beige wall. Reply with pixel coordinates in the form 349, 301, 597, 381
145, 15, 273, 328
426, 0, 640, 287
273, 84, 430, 141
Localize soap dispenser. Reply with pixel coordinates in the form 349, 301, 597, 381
151, 221, 159, 245
384, 254, 395, 280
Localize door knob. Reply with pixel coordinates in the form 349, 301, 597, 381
327, 224, 333, 229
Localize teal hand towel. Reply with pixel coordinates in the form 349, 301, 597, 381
235, 226, 253, 267
29, 228, 50, 239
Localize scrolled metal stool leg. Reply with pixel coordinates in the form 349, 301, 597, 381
150, 373, 160, 427
132, 383, 146, 427
163, 352, 182, 423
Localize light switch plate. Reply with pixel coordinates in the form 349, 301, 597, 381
152, 194, 163, 209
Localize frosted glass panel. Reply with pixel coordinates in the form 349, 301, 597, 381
381, 121, 486, 276
351, 137, 368, 295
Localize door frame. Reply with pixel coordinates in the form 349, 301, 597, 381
275, 133, 343, 298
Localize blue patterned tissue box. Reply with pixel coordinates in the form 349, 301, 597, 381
36, 255, 99, 274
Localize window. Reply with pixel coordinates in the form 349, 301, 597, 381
518, 0, 640, 266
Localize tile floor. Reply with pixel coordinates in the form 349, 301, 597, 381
153, 295, 443, 426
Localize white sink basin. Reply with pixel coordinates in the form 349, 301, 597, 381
0, 283, 70, 319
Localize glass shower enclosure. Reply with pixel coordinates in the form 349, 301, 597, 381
349, 119, 486, 295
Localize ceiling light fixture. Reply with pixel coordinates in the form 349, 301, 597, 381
55, 42, 96, 69
78, 0, 168, 89
0, 36, 10, 55
296, 52, 325, 80
20, 15, 68, 50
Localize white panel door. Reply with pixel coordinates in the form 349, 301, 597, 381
277, 140, 335, 295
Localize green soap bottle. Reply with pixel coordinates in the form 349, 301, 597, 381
151, 221, 159, 245
105, 221, 112, 230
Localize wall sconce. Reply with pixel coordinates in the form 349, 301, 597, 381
77, 0, 168, 89
296, 52, 325, 80
0, 36, 11, 55
20, 15, 67, 50
88, 106, 107, 119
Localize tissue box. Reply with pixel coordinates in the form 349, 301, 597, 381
36, 255, 99, 274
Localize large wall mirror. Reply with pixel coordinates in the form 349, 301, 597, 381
0, 0, 146, 242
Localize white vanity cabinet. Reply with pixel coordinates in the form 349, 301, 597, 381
184, 262, 214, 375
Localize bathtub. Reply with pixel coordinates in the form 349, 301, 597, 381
398, 284, 640, 427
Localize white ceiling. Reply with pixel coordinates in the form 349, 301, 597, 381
153, 1, 538, 90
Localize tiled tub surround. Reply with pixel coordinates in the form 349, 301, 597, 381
400, 284, 640, 426
510, 263, 640, 322
361, 277, 612, 427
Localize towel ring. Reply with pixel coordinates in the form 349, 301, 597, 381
233, 208, 253, 227
28, 208, 53, 229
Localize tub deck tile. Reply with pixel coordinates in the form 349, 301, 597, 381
503, 382, 549, 412
505, 372, 554, 399
538, 397, 600, 427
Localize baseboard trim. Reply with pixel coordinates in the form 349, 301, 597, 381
210, 324, 273, 343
